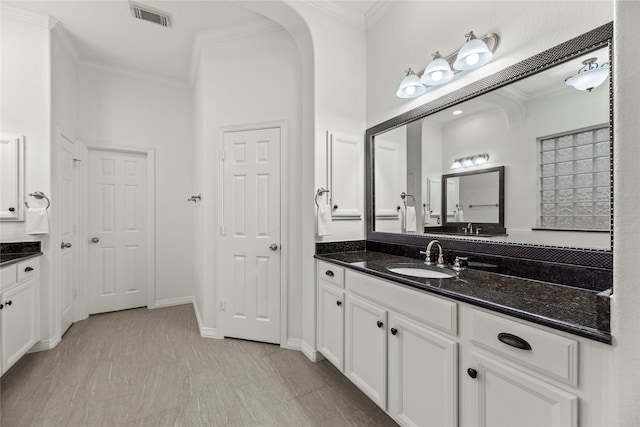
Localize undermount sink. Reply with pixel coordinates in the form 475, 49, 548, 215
386, 264, 456, 279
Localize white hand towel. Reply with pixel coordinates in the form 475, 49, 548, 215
405, 206, 417, 232
26, 207, 49, 235
317, 204, 332, 236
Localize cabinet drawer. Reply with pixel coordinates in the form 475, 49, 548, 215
347, 270, 457, 335
317, 261, 344, 288
471, 310, 578, 386
1, 264, 17, 292
17, 259, 38, 282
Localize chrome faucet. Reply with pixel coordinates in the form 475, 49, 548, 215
420, 239, 445, 267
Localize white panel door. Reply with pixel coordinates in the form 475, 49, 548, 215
388, 312, 458, 427
345, 293, 387, 409
328, 132, 362, 219
223, 128, 281, 344
59, 133, 77, 334
88, 150, 147, 314
468, 351, 577, 427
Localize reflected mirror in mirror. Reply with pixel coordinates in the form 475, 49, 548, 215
371, 46, 610, 250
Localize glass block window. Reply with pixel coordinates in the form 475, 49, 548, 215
539, 126, 610, 230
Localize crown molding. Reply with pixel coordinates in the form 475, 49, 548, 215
188, 19, 283, 87
50, 20, 81, 63
365, 1, 395, 29
79, 59, 190, 89
0, 3, 50, 27
302, 0, 366, 31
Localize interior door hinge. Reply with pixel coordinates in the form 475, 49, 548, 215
220, 300, 226, 312
219, 150, 226, 161
219, 225, 226, 236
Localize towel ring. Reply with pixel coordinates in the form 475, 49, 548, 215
315, 187, 330, 208
24, 191, 51, 209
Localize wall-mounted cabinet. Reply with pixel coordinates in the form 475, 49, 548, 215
0, 135, 25, 221
327, 132, 363, 220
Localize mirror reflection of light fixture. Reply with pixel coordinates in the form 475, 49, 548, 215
420, 51, 454, 86
453, 31, 494, 71
397, 31, 498, 98
565, 58, 609, 92
451, 153, 490, 169
396, 68, 428, 98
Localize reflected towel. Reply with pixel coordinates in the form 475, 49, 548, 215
405, 206, 417, 232
317, 204, 332, 236
26, 207, 49, 234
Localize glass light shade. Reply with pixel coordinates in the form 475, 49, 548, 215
396, 70, 427, 98
565, 60, 609, 92
451, 159, 462, 169
462, 158, 474, 167
421, 57, 454, 86
473, 154, 489, 165
453, 36, 493, 71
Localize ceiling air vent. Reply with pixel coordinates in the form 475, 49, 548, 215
130, 2, 171, 28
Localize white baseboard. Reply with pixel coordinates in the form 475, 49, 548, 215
29, 334, 61, 353
301, 341, 324, 362
153, 296, 194, 308
283, 338, 302, 351
192, 298, 219, 339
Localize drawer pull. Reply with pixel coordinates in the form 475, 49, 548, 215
336, 300, 342, 307
25, 266, 34, 273
325, 270, 334, 277
498, 332, 532, 351
377, 320, 384, 328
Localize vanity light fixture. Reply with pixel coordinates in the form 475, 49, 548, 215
451, 153, 490, 169
420, 52, 454, 86
396, 68, 428, 98
453, 31, 494, 71
396, 31, 498, 98
565, 58, 609, 92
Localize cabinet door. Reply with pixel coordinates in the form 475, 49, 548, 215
317, 281, 344, 371
466, 351, 577, 427
1, 278, 40, 374
345, 293, 387, 409
388, 313, 458, 427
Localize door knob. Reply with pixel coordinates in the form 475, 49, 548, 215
91, 237, 100, 243
269, 243, 278, 251
61, 242, 72, 249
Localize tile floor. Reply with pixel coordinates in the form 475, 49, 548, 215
0, 304, 396, 426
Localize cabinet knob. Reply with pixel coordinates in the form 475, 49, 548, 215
336, 300, 342, 307
467, 368, 478, 379
6, 300, 12, 307
377, 320, 384, 328
325, 270, 334, 277
25, 266, 34, 273
390, 328, 398, 336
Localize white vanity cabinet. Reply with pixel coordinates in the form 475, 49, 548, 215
343, 268, 459, 426
317, 261, 345, 371
316, 259, 611, 427
1, 258, 40, 375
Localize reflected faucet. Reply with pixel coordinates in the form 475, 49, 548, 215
420, 240, 445, 267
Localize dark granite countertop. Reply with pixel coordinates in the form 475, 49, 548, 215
315, 250, 612, 344
1, 241, 43, 267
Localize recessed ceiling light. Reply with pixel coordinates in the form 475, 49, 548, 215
452, 110, 463, 115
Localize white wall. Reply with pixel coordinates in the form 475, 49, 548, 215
612, 0, 640, 424
192, 28, 303, 340
0, 7, 55, 342
76, 66, 194, 305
